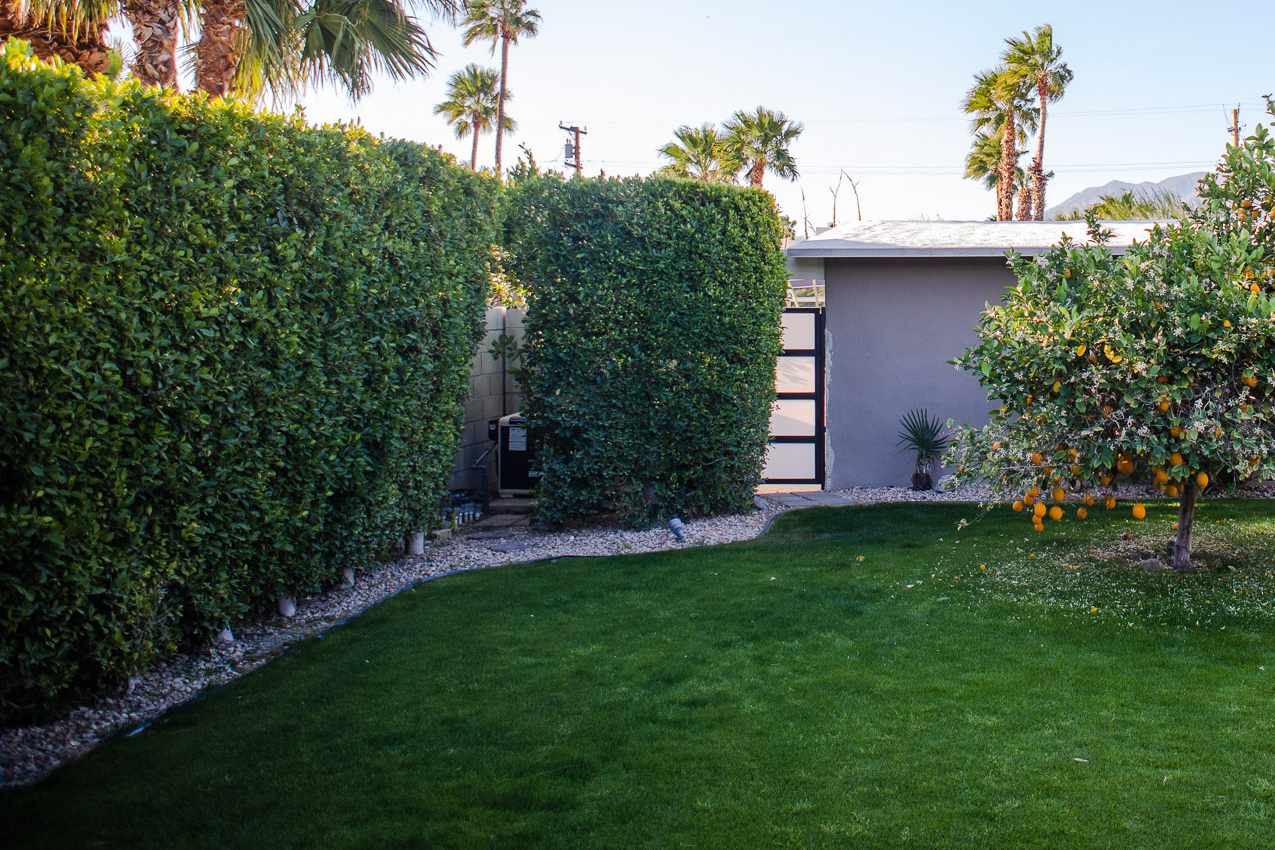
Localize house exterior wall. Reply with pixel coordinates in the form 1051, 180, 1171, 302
823, 257, 1013, 488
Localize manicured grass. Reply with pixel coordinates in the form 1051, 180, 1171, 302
4, 501, 1275, 849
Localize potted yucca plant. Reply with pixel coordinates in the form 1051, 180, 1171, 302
897, 408, 949, 491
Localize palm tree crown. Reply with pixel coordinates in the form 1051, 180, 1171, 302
658, 124, 740, 183
963, 67, 1036, 220
434, 63, 513, 171
1003, 23, 1072, 219
461, 0, 540, 180
723, 107, 802, 188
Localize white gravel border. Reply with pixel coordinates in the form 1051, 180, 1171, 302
1, 501, 787, 788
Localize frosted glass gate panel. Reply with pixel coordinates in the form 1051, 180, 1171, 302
763, 308, 824, 485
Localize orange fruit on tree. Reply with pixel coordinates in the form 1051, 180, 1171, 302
1196, 471, 1210, 489
1167, 484, 1180, 498
1243, 373, 1259, 388
1052, 487, 1066, 503
1131, 503, 1147, 521
1034, 502, 1047, 519
1033, 522, 1045, 534
1083, 494, 1095, 507
1074, 343, 1087, 357
1031, 451, 1044, 465
1170, 452, 1185, 467
1157, 397, 1171, 413
1116, 457, 1134, 475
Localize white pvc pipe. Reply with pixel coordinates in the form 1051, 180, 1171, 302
409, 532, 425, 556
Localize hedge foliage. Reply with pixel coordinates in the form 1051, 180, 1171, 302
504, 176, 788, 527
0, 40, 496, 719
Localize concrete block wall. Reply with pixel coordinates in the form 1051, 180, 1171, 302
449, 306, 525, 492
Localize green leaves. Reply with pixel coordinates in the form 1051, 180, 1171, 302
0, 41, 496, 719
503, 175, 787, 528
948, 102, 1275, 509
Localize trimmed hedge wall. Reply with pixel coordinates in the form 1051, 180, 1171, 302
0, 41, 496, 718
504, 176, 788, 527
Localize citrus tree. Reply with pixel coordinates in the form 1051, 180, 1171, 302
948, 99, 1275, 571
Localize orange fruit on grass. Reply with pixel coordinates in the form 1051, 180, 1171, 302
1048, 506, 1064, 522
1105, 496, 1118, 510
1131, 503, 1147, 520
1012, 500, 1024, 513
1076, 507, 1089, 520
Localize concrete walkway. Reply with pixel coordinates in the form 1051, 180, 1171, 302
758, 490, 858, 509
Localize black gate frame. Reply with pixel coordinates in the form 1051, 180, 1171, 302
764, 307, 825, 486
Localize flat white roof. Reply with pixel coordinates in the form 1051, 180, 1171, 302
785, 219, 1164, 259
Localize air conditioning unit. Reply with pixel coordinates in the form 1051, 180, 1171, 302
488, 413, 539, 497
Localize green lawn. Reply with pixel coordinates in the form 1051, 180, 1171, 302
4, 501, 1275, 849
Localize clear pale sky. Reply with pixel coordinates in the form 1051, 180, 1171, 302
295, 0, 1273, 225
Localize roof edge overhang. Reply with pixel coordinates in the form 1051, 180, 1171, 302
785, 246, 1130, 259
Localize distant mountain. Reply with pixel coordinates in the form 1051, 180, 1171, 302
1045, 172, 1208, 220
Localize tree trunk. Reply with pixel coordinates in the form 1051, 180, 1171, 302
750, 158, 765, 187
997, 108, 1017, 221
1016, 181, 1032, 220
1170, 481, 1198, 571
1, 6, 113, 75
1031, 77, 1048, 220
469, 122, 480, 172
494, 30, 509, 180
125, 0, 180, 88
194, 0, 246, 97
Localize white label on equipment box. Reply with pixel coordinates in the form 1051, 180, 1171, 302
508, 426, 527, 452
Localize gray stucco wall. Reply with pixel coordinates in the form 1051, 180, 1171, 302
824, 257, 1013, 488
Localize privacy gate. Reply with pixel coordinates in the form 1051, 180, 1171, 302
763, 303, 825, 486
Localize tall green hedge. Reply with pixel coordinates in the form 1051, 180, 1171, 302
504, 176, 788, 527
0, 41, 496, 719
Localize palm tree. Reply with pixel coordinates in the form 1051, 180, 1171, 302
1003, 24, 1072, 219
433, 63, 512, 171
5, 0, 116, 74
722, 106, 802, 188
657, 124, 740, 183
17, 0, 457, 98
963, 68, 1035, 221
461, 0, 539, 180
964, 130, 1025, 218
1058, 190, 1188, 221
192, 0, 459, 99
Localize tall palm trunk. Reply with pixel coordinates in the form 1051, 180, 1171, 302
1016, 182, 1032, 220
469, 119, 480, 171
194, 0, 246, 96
997, 109, 1016, 221
494, 29, 509, 178
749, 158, 765, 187
1, 3, 113, 74
125, 0, 180, 87
1030, 78, 1048, 220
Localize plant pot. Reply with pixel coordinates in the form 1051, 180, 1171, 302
911, 472, 933, 491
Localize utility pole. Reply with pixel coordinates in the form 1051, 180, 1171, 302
1230, 105, 1241, 147
559, 122, 587, 177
